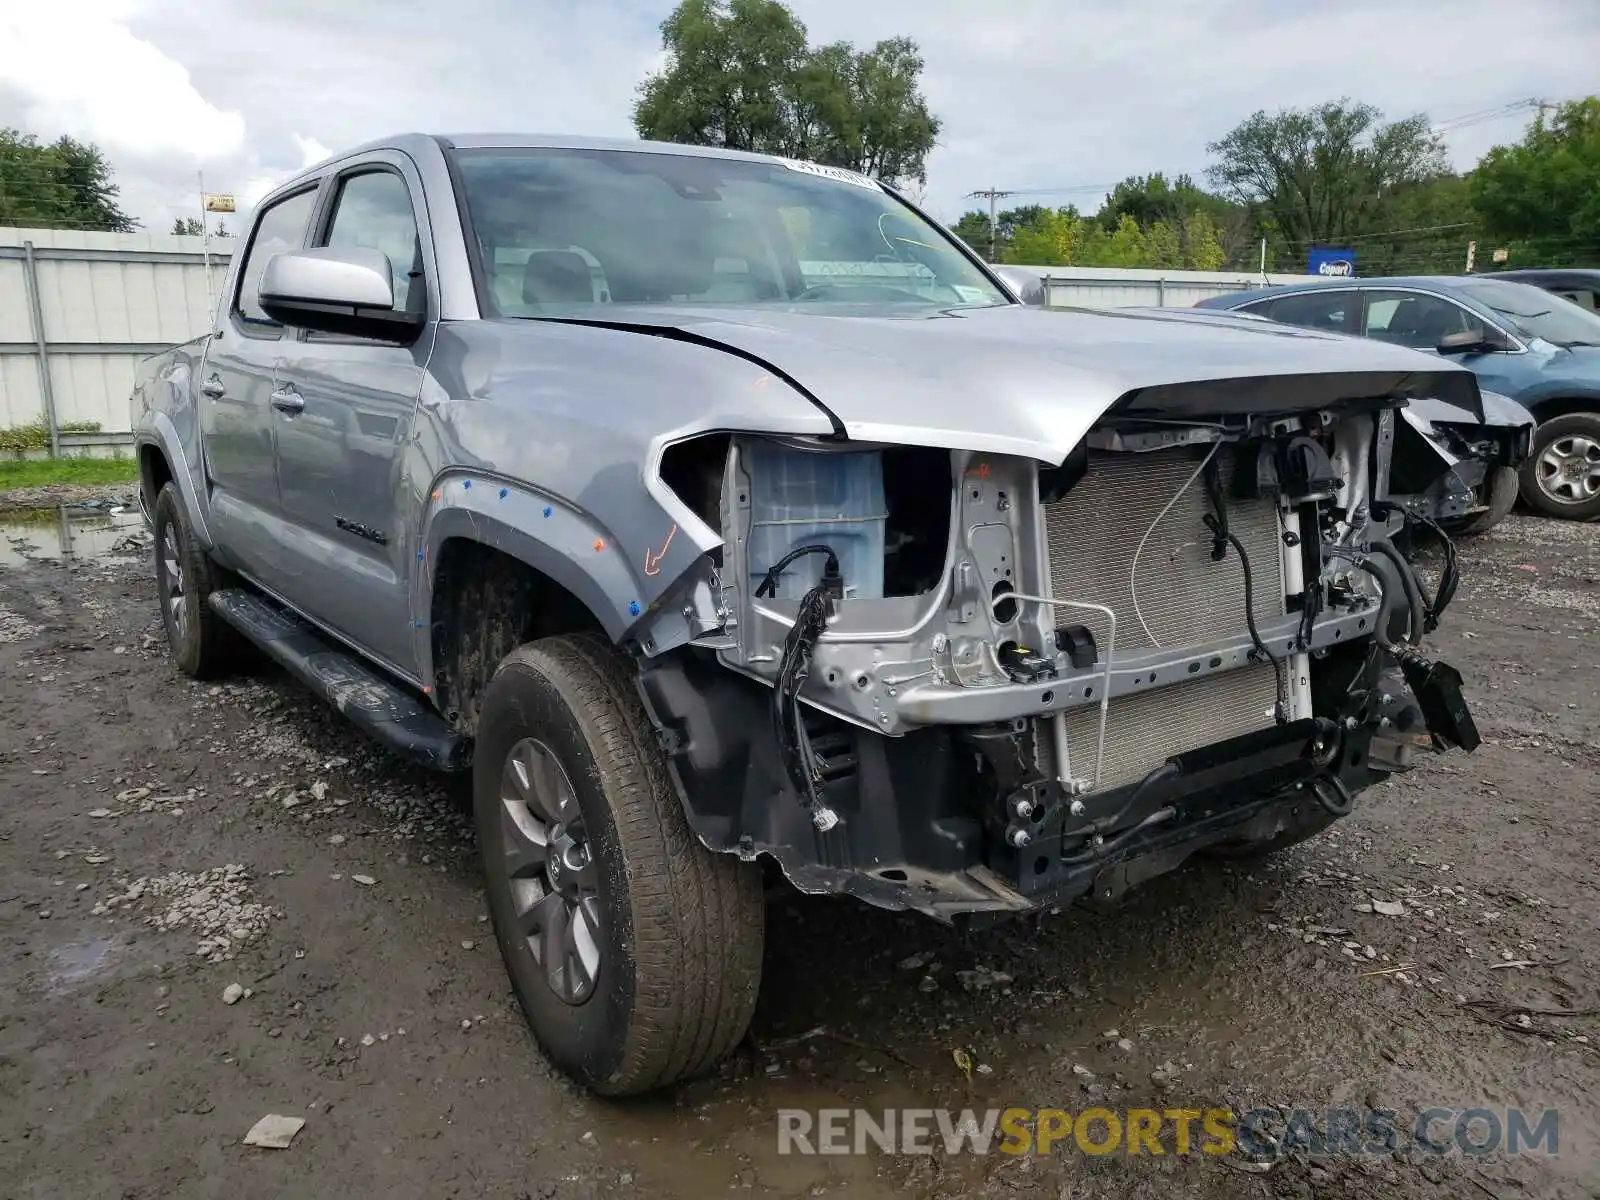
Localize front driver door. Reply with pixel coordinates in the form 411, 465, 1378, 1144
270, 157, 434, 679
199, 186, 318, 578
1359, 288, 1523, 396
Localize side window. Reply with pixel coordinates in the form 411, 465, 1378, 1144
1362, 290, 1478, 349
234, 188, 317, 325
1555, 288, 1596, 312
1255, 291, 1353, 332
319, 171, 422, 313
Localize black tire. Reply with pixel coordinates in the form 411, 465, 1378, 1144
1443, 464, 1519, 536
152, 482, 243, 679
1518, 412, 1600, 521
473, 633, 764, 1096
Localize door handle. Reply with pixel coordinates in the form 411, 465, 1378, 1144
200, 374, 226, 398
270, 386, 305, 414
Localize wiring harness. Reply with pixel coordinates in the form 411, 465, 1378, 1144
756, 545, 845, 832
1202, 456, 1289, 725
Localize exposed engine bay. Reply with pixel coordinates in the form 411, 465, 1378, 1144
639, 399, 1480, 923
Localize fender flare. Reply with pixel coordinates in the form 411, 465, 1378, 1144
134, 411, 214, 550
411, 472, 662, 679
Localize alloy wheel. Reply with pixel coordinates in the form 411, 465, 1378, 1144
497, 737, 603, 1005
159, 523, 189, 645
1535, 432, 1600, 506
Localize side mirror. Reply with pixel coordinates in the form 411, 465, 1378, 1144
1437, 326, 1515, 355
258, 247, 423, 342
991, 265, 1048, 306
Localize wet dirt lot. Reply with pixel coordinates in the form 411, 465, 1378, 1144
1, 494, 1596, 1199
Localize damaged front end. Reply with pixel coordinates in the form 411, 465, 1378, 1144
635, 383, 1480, 923
1385, 392, 1535, 525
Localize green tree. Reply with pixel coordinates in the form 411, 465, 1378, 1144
171, 216, 204, 235
996, 206, 1225, 270
951, 203, 1051, 260
1360, 173, 1477, 275
1206, 100, 1446, 267
1004, 208, 1077, 264
950, 209, 992, 252
1471, 97, 1600, 266
1099, 173, 1249, 268
634, 0, 940, 186
0, 129, 136, 231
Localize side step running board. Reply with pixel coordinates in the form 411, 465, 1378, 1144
209, 588, 468, 771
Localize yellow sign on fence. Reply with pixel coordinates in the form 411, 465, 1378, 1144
203, 194, 236, 213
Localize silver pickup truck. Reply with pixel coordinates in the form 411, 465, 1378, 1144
134, 133, 1480, 1096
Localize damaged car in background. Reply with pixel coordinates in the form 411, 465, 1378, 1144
134, 134, 1480, 1097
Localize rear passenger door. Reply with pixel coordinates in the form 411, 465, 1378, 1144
271, 156, 435, 679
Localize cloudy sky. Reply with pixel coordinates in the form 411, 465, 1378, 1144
2, 0, 1595, 234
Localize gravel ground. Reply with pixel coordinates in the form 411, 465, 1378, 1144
0, 507, 1596, 1199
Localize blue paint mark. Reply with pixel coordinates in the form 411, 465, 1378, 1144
462, 479, 472, 490
628, 600, 641, 616
417, 549, 425, 562
543, 506, 553, 518
414, 619, 426, 628
499, 487, 508, 499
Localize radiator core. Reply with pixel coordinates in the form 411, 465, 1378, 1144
1040, 446, 1288, 789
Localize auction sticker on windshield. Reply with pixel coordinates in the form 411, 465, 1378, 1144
783, 159, 880, 190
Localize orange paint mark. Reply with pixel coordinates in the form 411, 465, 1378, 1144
972, 461, 991, 479
643, 523, 679, 577
422, 685, 433, 695
431, 489, 442, 501
593, 538, 606, 553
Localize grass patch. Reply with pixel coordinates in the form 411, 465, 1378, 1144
0, 456, 139, 489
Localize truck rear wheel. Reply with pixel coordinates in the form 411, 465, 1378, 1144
152, 482, 243, 679
473, 633, 764, 1096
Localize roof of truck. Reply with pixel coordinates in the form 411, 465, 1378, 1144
291, 132, 803, 179
261, 132, 864, 213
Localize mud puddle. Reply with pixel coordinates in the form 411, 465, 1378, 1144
0, 504, 146, 566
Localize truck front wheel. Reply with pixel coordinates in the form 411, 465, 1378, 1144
473, 633, 765, 1095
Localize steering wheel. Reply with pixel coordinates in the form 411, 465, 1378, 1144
793, 283, 927, 303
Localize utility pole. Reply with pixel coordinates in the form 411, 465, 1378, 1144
198, 171, 214, 318
966, 187, 1015, 261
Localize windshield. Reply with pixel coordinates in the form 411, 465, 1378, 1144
451, 147, 1008, 314
1453, 278, 1600, 347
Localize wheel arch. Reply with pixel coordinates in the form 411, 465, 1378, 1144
134, 412, 214, 548
415, 479, 642, 734
1522, 394, 1600, 424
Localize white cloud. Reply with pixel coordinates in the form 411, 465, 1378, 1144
292, 134, 332, 169
0, 0, 244, 163
1, 0, 1595, 232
